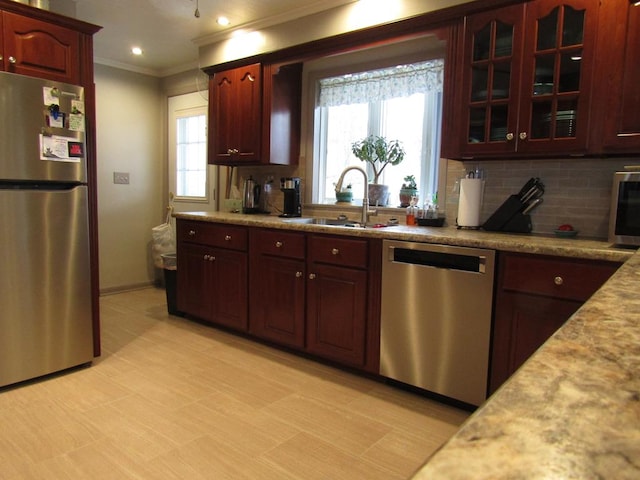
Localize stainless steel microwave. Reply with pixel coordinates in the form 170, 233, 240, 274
609, 169, 640, 247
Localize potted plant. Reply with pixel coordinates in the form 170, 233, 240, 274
399, 175, 418, 207
335, 183, 353, 203
351, 135, 405, 206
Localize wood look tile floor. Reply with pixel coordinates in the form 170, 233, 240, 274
0, 287, 469, 479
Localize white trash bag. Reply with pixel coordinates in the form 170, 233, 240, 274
152, 207, 175, 269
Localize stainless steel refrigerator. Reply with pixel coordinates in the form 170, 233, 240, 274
0, 71, 93, 388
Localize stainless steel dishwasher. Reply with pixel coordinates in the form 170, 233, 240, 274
380, 240, 495, 406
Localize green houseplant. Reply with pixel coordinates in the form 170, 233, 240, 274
335, 183, 353, 203
399, 174, 418, 207
351, 135, 405, 206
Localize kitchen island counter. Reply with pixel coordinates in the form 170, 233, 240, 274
174, 211, 634, 263
411, 249, 640, 479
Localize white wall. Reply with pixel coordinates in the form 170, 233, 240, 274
94, 64, 164, 292
198, 0, 470, 67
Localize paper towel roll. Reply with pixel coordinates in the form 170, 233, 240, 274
457, 178, 484, 227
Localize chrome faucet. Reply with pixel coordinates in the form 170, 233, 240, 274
335, 166, 377, 225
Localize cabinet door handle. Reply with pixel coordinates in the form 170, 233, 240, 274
331, 248, 339, 255
519, 132, 528, 140
506, 132, 514, 141
227, 148, 239, 154
554, 276, 563, 286
8, 56, 16, 64
203, 254, 209, 260
295, 271, 303, 278
309, 273, 316, 280
209, 255, 215, 262
275, 241, 283, 248
189, 230, 196, 236
0, 55, 3, 61
224, 235, 232, 241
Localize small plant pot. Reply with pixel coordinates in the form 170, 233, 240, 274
368, 184, 389, 206
399, 188, 418, 207
335, 191, 353, 203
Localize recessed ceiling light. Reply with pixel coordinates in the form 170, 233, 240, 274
217, 16, 230, 26
131, 46, 143, 56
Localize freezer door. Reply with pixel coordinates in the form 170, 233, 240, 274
0, 71, 86, 183
0, 185, 93, 387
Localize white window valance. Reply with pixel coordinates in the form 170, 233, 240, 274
317, 58, 444, 107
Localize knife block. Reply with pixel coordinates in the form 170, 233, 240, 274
483, 195, 532, 233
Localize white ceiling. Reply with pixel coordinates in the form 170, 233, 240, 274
71, 0, 356, 76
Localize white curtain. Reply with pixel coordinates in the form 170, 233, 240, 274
318, 59, 444, 107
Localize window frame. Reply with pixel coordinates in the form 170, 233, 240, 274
308, 55, 445, 206
168, 93, 210, 204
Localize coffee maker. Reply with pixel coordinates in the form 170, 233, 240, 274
279, 177, 301, 217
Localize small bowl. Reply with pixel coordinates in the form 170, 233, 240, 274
554, 229, 578, 238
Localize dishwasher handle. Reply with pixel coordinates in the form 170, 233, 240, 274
388, 246, 487, 274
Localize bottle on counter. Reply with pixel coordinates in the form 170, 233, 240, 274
406, 196, 418, 226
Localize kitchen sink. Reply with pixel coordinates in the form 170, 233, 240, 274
283, 217, 360, 227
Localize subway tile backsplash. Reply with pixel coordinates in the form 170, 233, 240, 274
445, 157, 635, 240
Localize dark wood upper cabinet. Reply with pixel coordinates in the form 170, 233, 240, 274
447, 0, 600, 159
592, 1, 640, 153
209, 63, 262, 165
2, 11, 80, 84
208, 62, 302, 166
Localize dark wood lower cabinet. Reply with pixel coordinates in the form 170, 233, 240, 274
179, 221, 624, 387
247, 228, 379, 372
306, 263, 368, 367
489, 252, 620, 394
250, 255, 306, 348
176, 221, 248, 332
177, 243, 213, 321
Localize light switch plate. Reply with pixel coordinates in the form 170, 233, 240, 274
114, 172, 130, 184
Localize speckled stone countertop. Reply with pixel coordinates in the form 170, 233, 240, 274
174, 211, 634, 263
411, 250, 640, 479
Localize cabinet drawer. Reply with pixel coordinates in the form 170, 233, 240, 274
251, 229, 305, 259
501, 253, 619, 302
309, 235, 368, 269
178, 221, 247, 251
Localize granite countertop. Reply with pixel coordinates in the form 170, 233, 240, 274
174, 211, 634, 263
411, 250, 640, 479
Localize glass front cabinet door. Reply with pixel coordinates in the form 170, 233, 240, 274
458, 0, 598, 158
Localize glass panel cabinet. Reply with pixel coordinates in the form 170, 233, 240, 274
460, 4, 524, 156
455, 0, 599, 158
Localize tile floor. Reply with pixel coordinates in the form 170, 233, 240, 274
0, 287, 468, 479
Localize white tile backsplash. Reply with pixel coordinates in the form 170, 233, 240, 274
445, 157, 635, 239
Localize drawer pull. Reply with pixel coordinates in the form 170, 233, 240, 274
224, 235, 232, 241
309, 273, 316, 280
189, 230, 196, 236
295, 271, 303, 278
209, 255, 215, 262
554, 276, 564, 286
203, 254, 209, 260
275, 241, 283, 248
331, 248, 339, 255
